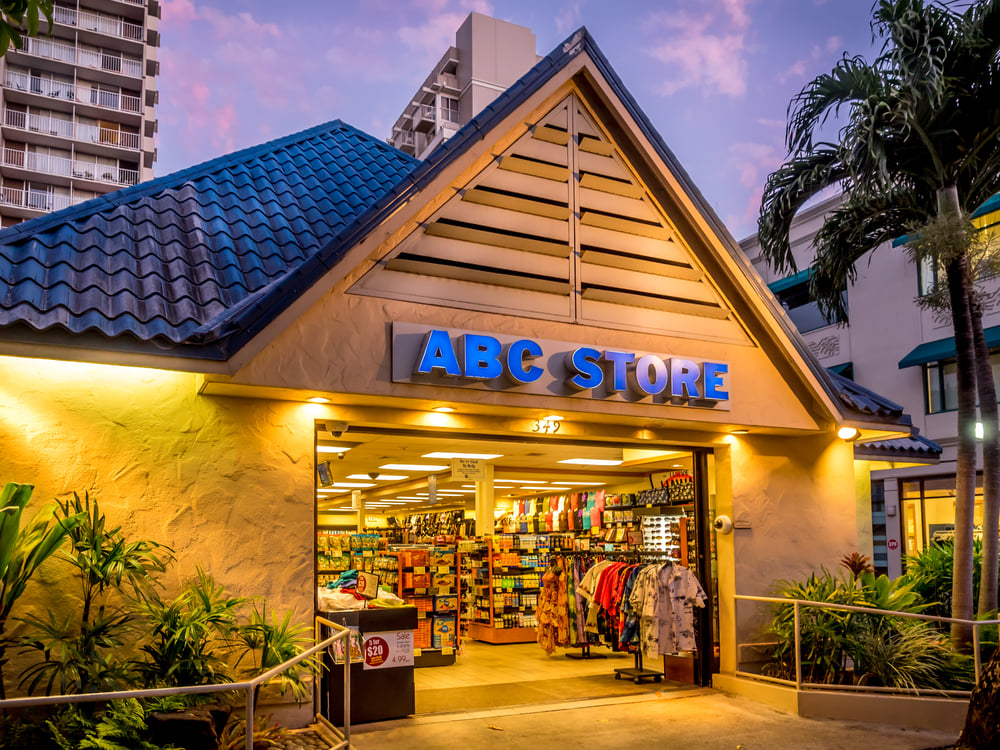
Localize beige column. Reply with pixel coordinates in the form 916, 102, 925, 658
475, 463, 495, 536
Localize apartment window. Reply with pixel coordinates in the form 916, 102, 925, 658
925, 351, 1000, 413
440, 96, 459, 124
773, 277, 846, 333
917, 255, 943, 297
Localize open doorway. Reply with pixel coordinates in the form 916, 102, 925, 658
313, 422, 718, 716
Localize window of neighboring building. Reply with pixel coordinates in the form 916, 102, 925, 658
440, 96, 459, 124
925, 351, 1000, 413
773, 278, 846, 333
900, 474, 984, 564
917, 254, 939, 297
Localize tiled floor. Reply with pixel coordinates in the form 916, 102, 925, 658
414, 641, 637, 691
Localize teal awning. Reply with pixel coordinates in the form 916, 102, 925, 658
972, 193, 1000, 220
768, 268, 811, 294
827, 361, 853, 377
898, 325, 1000, 368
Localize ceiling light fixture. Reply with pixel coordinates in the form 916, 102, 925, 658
551, 481, 606, 486
730, 429, 750, 435
422, 452, 503, 460
837, 426, 860, 441
557, 458, 623, 466
329, 482, 376, 489
432, 406, 455, 413
347, 474, 408, 481
307, 397, 331, 403
379, 463, 449, 472
317, 445, 351, 454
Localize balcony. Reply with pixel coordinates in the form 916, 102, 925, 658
53, 5, 143, 42
4, 70, 142, 115
413, 104, 435, 133
2, 147, 139, 186
0, 185, 80, 213
4, 108, 141, 151
18, 37, 143, 79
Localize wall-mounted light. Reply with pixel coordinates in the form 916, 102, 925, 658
432, 405, 455, 413
307, 396, 331, 403
837, 426, 860, 441
729, 429, 750, 435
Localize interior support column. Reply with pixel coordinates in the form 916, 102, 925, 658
475, 464, 494, 536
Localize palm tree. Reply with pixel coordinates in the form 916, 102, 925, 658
757, 0, 1000, 647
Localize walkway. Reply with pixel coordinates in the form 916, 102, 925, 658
351, 689, 960, 750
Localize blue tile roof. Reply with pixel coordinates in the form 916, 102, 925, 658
0, 120, 418, 359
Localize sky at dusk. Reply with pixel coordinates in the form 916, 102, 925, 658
156, 0, 881, 240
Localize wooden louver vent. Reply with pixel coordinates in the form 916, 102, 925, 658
352, 94, 747, 343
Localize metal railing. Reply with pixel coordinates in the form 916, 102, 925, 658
4, 108, 140, 150
0, 185, 78, 212
19, 37, 143, 78
2, 147, 139, 186
54, 5, 144, 41
4, 70, 142, 114
734, 593, 1000, 696
0, 617, 352, 750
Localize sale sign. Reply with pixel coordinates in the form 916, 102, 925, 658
363, 630, 414, 670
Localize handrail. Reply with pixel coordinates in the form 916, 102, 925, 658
735, 593, 1000, 692
0, 621, 351, 750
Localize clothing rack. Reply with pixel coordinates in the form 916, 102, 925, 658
557, 551, 675, 684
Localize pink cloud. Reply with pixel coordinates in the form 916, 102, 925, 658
728, 140, 784, 229
645, 1, 751, 97
160, 0, 197, 25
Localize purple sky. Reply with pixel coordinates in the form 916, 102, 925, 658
156, 0, 879, 240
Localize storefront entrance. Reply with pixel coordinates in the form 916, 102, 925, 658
312, 421, 718, 718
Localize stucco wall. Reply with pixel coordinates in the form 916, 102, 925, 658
718, 432, 859, 671
0, 355, 315, 691
233, 286, 823, 434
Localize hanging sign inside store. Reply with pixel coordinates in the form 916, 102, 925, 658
452, 458, 486, 482
362, 630, 414, 670
391, 322, 730, 410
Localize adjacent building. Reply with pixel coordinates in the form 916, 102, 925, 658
388, 12, 538, 159
0, 0, 159, 227
742, 197, 1000, 576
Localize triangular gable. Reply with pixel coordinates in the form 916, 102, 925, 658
351, 93, 750, 346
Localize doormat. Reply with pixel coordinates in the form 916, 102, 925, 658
416, 673, 692, 715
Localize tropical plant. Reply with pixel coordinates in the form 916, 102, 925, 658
135, 568, 246, 688
764, 568, 970, 689
765, 569, 866, 683
217, 713, 286, 750
48, 699, 176, 750
756, 0, 1000, 645
0, 482, 81, 699
840, 552, 874, 579
0, 1, 53, 57
18, 492, 171, 695
233, 604, 319, 705
902, 539, 985, 620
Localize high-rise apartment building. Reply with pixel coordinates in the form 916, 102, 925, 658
0, 0, 159, 227
389, 12, 538, 159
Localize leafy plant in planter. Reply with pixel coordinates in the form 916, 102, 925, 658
233, 604, 320, 705
0, 482, 82, 700
18, 492, 171, 695
764, 569, 865, 683
136, 568, 246, 689
901, 539, 984, 620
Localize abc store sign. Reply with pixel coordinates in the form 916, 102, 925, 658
391, 323, 730, 410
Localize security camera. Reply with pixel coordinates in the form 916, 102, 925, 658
337, 452, 346, 461
322, 421, 348, 438
713, 515, 733, 534
368, 472, 380, 480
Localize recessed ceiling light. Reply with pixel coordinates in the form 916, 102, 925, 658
317, 445, 351, 454
347, 474, 409, 481
540, 415, 564, 421
307, 397, 331, 403
551, 481, 606, 486
503, 479, 548, 484
432, 406, 455, 413
730, 429, 750, 435
329, 482, 376, 488
672, 464, 683, 468
423, 452, 503, 460
557, 458, 622, 466
379, 463, 449, 472
316, 489, 345, 494
397, 496, 426, 500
